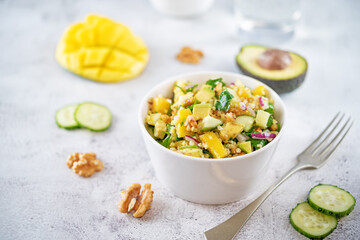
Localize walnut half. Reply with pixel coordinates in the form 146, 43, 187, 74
118, 183, 154, 218
66, 152, 103, 177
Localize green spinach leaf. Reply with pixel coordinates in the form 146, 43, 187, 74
264, 102, 274, 114
185, 99, 200, 112
186, 84, 198, 93
161, 135, 172, 148
206, 78, 225, 90
203, 149, 213, 158
249, 138, 268, 150
215, 89, 233, 112
174, 84, 186, 94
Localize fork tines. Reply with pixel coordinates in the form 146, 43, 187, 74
303, 112, 353, 162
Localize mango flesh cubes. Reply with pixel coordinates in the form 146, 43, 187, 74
56, 15, 149, 83
199, 132, 228, 158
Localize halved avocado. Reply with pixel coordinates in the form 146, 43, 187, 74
236, 44, 307, 93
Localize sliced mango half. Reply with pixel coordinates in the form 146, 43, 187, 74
56, 14, 149, 83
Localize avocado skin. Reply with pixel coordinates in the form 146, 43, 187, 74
237, 62, 307, 94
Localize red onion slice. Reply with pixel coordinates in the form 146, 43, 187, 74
239, 102, 247, 111
251, 132, 276, 139
259, 96, 264, 107
230, 82, 235, 86
185, 135, 200, 144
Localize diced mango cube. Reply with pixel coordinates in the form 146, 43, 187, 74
82, 68, 100, 79
98, 69, 122, 82
253, 85, 265, 96
175, 108, 192, 138
176, 125, 189, 138
219, 122, 244, 142
199, 132, 228, 158
238, 88, 251, 99
153, 96, 171, 114
83, 48, 109, 66
106, 50, 134, 70
177, 108, 192, 124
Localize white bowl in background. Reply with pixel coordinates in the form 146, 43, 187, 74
139, 71, 286, 204
149, 0, 214, 17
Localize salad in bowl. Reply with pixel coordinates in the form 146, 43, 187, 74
145, 78, 280, 159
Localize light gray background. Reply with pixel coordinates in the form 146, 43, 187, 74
0, 0, 359, 239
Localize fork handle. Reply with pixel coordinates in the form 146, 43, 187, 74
204, 162, 309, 240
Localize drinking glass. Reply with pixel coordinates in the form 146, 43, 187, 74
234, 0, 302, 43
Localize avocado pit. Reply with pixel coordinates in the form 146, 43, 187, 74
257, 49, 292, 70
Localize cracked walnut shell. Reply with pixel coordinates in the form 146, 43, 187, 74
118, 183, 154, 218
67, 152, 103, 177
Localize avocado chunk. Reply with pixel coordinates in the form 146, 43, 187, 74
177, 148, 204, 158
193, 103, 212, 120
255, 110, 271, 129
238, 141, 252, 154
200, 116, 222, 131
236, 44, 307, 93
195, 85, 215, 103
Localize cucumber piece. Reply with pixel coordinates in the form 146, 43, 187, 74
74, 102, 112, 131
200, 116, 223, 131
235, 115, 255, 132
55, 104, 79, 129
290, 202, 337, 239
308, 184, 356, 218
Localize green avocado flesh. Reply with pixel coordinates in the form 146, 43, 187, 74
236, 44, 307, 93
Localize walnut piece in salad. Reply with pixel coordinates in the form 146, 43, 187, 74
145, 78, 280, 159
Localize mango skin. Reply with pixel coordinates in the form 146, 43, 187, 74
56, 14, 149, 83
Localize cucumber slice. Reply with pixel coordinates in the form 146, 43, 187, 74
235, 115, 255, 132
200, 116, 223, 131
75, 102, 112, 131
290, 202, 337, 239
55, 104, 79, 129
308, 184, 356, 218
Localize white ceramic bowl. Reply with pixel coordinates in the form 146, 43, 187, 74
139, 71, 286, 204
149, 0, 214, 17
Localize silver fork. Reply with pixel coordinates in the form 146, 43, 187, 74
204, 112, 353, 240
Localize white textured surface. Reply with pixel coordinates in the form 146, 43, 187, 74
0, 0, 359, 239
